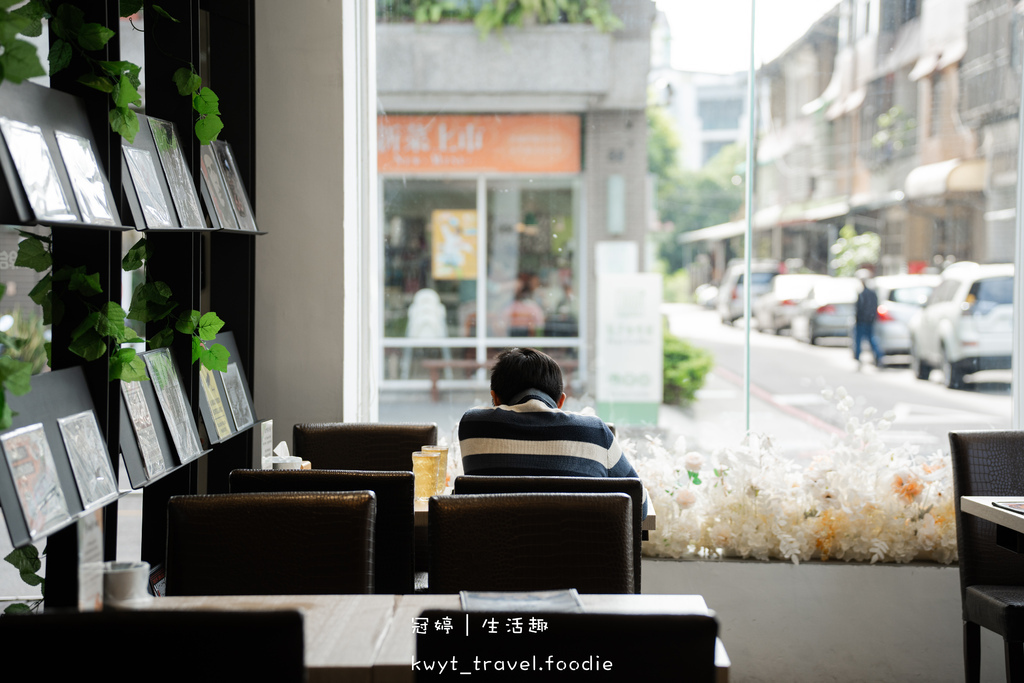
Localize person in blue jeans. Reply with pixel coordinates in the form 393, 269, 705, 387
853, 268, 884, 367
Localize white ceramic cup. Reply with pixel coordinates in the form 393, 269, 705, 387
103, 560, 153, 609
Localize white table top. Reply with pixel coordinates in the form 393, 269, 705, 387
150, 593, 724, 682
961, 496, 1024, 534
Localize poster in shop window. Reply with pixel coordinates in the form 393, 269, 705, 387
431, 209, 477, 280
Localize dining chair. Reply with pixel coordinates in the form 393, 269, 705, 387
415, 609, 718, 683
165, 491, 376, 596
0, 609, 305, 682
949, 430, 1024, 683
228, 468, 415, 594
452, 474, 644, 593
428, 492, 634, 594
292, 421, 437, 471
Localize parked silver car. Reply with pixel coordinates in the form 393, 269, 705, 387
790, 277, 860, 345
872, 274, 942, 361
908, 262, 1013, 389
753, 273, 830, 334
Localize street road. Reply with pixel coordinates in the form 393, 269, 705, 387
663, 303, 1011, 454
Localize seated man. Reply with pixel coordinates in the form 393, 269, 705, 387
458, 347, 648, 517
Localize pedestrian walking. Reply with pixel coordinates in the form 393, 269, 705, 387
853, 268, 884, 367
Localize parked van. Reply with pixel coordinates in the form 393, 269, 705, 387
717, 260, 781, 325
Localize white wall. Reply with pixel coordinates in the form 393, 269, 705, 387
643, 558, 1006, 682
254, 0, 347, 449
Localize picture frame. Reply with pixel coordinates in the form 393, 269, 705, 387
123, 146, 174, 229
120, 379, 168, 479
211, 140, 258, 231
142, 348, 203, 464
148, 117, 205, 229
54, 131, 118, 226
1, 423, 71, 540
57, 410, 118, 512
0, 117, 77, 223
199, 142, 239, 230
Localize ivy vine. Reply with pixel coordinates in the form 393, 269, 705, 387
2, 545, 44, 615
0, 1, 223, 145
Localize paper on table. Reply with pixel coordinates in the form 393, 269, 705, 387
459, 589, 584, 613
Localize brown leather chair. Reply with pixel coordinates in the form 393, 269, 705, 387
0, 610, 305, 682
453, 475, 644, 593
293, 422, 437, 471
428, 492, 634, 594
228, 468, 415, 594
166, 491, 376, 596
950, 431, 1024, 683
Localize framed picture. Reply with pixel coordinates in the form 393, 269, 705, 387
148, 117, 205, 228
123, 146, 174, 228
199, 365, 234, 441
1, 423, 70, 540
211, 140, 258, 231
121, 380, 167, 478
199, 143, 239, 230
143, 348, 203, 464
222, 362, 254, 431
54, 131, 117, 226
0, 117, 77, 222
57, 410, 118, 511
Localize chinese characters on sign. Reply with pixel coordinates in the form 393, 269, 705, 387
378, 115, 581, 174
412, 615, 550, 635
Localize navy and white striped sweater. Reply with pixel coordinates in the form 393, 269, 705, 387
458, 389, 648, 517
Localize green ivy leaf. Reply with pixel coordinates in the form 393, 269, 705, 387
77, 73, 114, 93
15, 236, 50, 272
68, 269, 102, 297
121, 237, 149, 271
16, 230, 49, 244
99, 60, 141, 88
195, 114, 223, 145
71, 311, 100, 340
77, 22, 115, 51
113, 74, 140, 107
52, 4, 84, 41
3, 603, 31, 615
147, 325, 174, 350
0, 11, 31, 43
196, 311, 224, 341
109, 106, 139, 143
175, 309, 199, 335
49, 39, 73, 76
4, 545, 41, 574
151, 5, 180, 22
198, 342, 229, 372
172, 67, 201, 96
68, 328, 107, 361
0, 394, 12, 431
191, 335, 200, 363
11, 1, 46, 38
0, 356, 32, 396
119, 0, 144, 17
109, 348, 148, 382
96, 302, 127, 339
192, 87, 220, 116
2, 39, 45, 83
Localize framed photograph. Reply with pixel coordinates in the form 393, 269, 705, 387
211, 140, 258, 231
57, 410, 117, 511
143, 349, 203, 464
199, 143, 238, 230
0, 117, 77, 222
121, 380, 167, 478
199, 365, 233, 440
54, 131, 117, 226
123, 146, 174, 228
222, 362, 254, 430
1, 423, 70, 540
148, 117, 205, 228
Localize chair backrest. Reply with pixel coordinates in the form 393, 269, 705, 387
229, 468, 415, 593
453, 475, 643, 593
428, 492, 634, 594
293, 422, 438, 471
949, 431, 1024, 604
415, 609, 718, 683
0, 610, 305, 682
166, 491, 376, 596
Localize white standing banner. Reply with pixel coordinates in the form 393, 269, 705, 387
596, 273, 663, 414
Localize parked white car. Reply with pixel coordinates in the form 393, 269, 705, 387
753, 273, 831, 334
908, 262, 1013, 388
717, 260, 781, 325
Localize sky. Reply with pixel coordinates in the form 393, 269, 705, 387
654, 0, 840, 73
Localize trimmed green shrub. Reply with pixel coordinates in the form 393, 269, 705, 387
663, 327, 713, 405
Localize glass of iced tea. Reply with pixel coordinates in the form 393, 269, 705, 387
421, 445, 449, 494
412, 450, 440, 502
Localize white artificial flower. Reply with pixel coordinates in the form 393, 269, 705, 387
684, 451, 704, 472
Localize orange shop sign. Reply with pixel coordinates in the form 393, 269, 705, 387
377, 114, 581, 174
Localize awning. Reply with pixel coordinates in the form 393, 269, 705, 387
826, 88, 866, 121
779, 198, 850, 224
904, 158, 986, 199
679, 220, 745, 244
937, 38, 967, 70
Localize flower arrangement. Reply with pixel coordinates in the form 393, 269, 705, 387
630, 386, 957, 564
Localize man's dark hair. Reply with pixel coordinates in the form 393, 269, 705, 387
490, 347, 563, 403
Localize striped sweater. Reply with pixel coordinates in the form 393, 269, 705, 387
458, 389, 648, 517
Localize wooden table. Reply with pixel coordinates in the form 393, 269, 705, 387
961, 495, 1024, 552
150, 593, 727, 682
